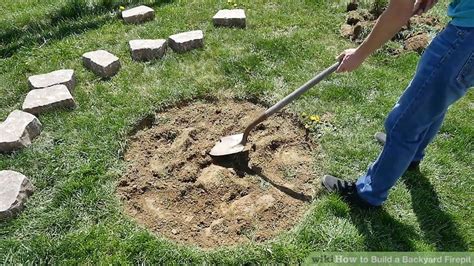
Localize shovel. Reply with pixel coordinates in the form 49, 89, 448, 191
209, 61, 340, 157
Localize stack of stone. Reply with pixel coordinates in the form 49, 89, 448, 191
1, 69, 77, 154
1, 69, 77, 220
1, 4, 249, 220
23, 69, 77, 115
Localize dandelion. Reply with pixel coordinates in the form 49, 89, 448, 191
309, 115, 320, 122
119, 6, 125, 11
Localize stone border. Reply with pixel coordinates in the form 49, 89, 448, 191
2, 5, 249, 220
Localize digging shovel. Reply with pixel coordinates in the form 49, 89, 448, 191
210, 61, 341, 157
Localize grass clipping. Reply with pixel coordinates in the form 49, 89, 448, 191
118, 100, 319, 248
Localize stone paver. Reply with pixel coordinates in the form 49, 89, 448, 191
82, 50, 121, 78
0, 170, 35, 220
28, 69, 75, 92
129, 39, 167, 61
168, 30, 204, 53
122, 5, 155, 24
0, 110, 42, 153
22, 85, 76, 115
213, 9, 246, 28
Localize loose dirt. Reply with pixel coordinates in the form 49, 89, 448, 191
340, 2, 443, 55
118, 99, 320, 248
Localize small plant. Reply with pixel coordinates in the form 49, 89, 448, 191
301, 112, 337, 139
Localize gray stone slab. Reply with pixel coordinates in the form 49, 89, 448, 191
82, 50, 121, 78
22, 85, 76, 115
129, 39, 167, 61
28, 69, 75, 92
122, 5, 155, 24
213, 9, 246, 28
0, 170, 35, 220
0, 110, 42, 153
168, 30, 204, 53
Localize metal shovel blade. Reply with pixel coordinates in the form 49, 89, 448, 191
209, 133, 245, 156
209, 62, 340, 157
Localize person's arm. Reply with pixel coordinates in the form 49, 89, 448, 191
336, 0, 437, 73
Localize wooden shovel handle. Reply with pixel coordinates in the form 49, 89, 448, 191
242, 61, 341, 144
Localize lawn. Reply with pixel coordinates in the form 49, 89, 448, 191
0, 0, 472, 264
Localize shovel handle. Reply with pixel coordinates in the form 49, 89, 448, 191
242, 61, 341, 144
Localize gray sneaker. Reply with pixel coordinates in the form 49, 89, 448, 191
374, 132, 386, 145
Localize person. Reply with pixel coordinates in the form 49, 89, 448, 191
322, 0, 474, 208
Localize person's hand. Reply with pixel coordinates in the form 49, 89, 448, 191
413, 0, 438, 15
336, 48, 368, 73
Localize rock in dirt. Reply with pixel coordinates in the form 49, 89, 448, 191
225, 194, 276, 217
213, 9, 246, 28
168, 30, 204, 53
82, 50, 121, 78
196, 164, 230, 190
340, 24, 353, 38
340, 23, 362, 40
28, 69, 75, 92
0, 110, 42, 153
170, 128, 197, 150
405, 33, 429, 53
22, 84, 76, 115
0, 170, 35, 220
122, 5, 155, 24
129, 39, 167, 61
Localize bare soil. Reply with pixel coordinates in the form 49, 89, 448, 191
340, 3, 443, 55
118, 99, 320, 248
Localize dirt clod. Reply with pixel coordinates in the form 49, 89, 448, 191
404, 33, 429, 54
118, 100, 319, 248
341, 7, 440, 54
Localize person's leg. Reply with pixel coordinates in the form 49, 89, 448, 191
412, 112, 446, 162
356, 24, 474, 206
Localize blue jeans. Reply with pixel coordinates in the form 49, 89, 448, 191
356, 23, 474, 206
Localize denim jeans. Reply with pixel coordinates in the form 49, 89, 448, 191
356, 23, 474, 206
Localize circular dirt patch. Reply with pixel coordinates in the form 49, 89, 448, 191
118, 99, 320, 248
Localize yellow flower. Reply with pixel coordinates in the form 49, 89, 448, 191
233, 3, 238, 7
227, 0, 233, 3
119, 6, 125, 11
309, 115, 320, 122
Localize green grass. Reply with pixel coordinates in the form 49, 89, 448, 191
0, 0, 472, 264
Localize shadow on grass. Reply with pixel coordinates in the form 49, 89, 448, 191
0, 0, 173, 58
349, 170, 468, 251
349, 207, 419, 250
403, 170, 468, 251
